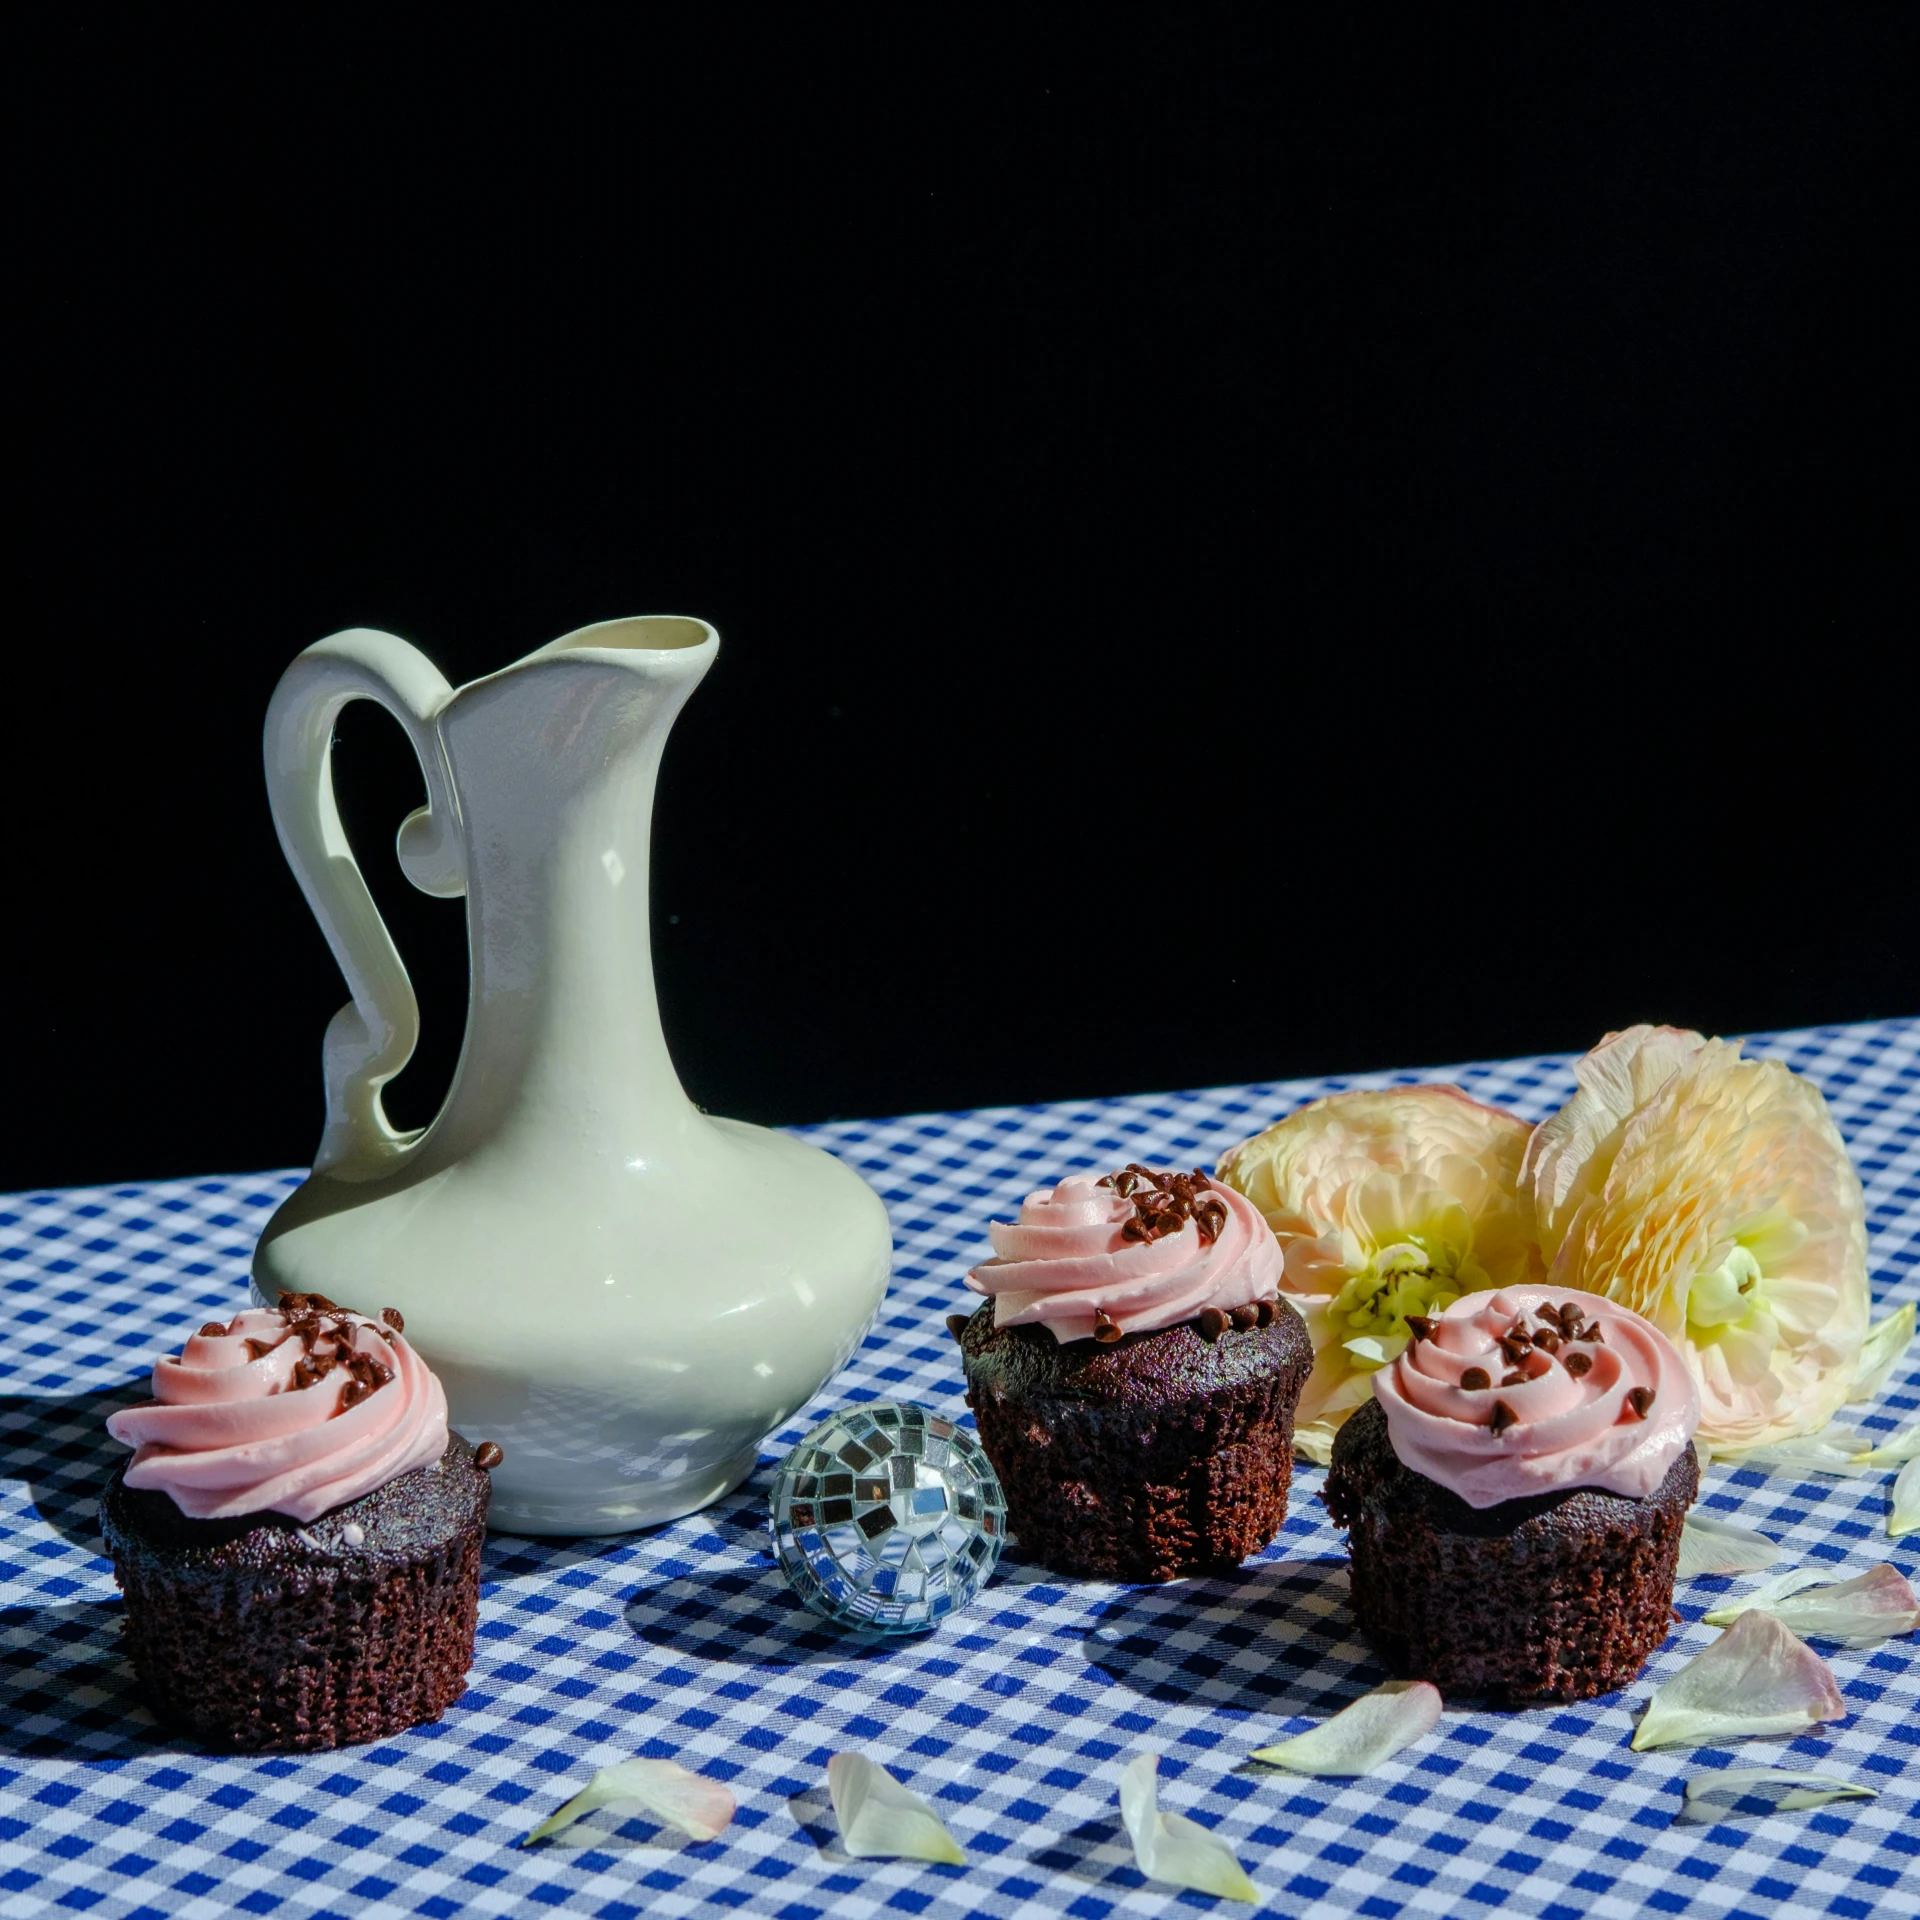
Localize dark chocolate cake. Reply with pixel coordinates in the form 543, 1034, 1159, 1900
101, 1434, 490, 1751
1324, 1397, 1696, 1703
957, 1299, 1311, 1581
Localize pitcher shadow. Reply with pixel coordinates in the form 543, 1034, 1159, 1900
1082, 1555, 1390, 1718
0, 1381, 148, 1557
0, 1599, 198, 1761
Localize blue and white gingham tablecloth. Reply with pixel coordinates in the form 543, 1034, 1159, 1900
3, 1021, 1917, 1920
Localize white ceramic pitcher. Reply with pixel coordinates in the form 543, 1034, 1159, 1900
251, 616, 892, 1536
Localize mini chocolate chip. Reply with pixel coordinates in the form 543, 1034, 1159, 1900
1254, 1299, 1277, 1327
1626, 1386, 1655, 1419
1498, 1335, 1532, 1366
1489, 1399, 1519, 1435
1405, 1315, 1436, 1342
1460, 1367, 1492, 1391
473, 1441, 504, 1470
947, 1313, 971, 1343
199, 1322, 228, 1338
1579, 1322, 1606, 1343
381, 1307, 405, 1333
1093, 1314, 1124, 1344
1500, 1370, 1527, 1388
1564, 1351, 1593, 1378
1532, 1329, 1562, 1354
1230, 1304, 1260, 1331
1560, 1300, 1586, 1327
1198, 1306, 1228, 1341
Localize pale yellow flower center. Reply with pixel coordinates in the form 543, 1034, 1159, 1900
1689, 1244, 1766, 1329
1685, 1211, 1804, 1370
1330, 1218, 1478, 1371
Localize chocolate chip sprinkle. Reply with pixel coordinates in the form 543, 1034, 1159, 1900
1104, 1164, 1228, 1245
1498, 1324, 1533, 1366
199, 1322, 228, 1338
1198, 1306, 1229, 1341
1531, 1328, 1562, 1354
1625, 1385, 1655, 1420
1404, 1314, 1436, 1343
1254, 1297, 1278, 1327
1092, 1309, 1124, 1345
473, 1441, 504, 1470
1488, 1399, 1519, 1435
1563, 1350, 1593, 1378
946, 1313, 971, 1343
1230, 1304, 1260, 1331
1460, 1366, 1492, 1391
381, 1307, 405, 1333
1500, 1370, 1528, 1388
1577, 1321, 1606, 1343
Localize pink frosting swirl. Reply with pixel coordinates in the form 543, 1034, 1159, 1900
106, 1302, 450, 1522
966, 1167, 1282, 1342
1372, 1285, 1700, 1508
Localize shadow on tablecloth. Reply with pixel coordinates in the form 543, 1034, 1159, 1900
1080, 1554, 1390, 1718
0, 1381, 148, 1558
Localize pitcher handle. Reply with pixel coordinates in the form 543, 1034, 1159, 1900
263, 629, 466, 1178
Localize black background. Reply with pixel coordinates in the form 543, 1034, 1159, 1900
11, 11, 1913, 1189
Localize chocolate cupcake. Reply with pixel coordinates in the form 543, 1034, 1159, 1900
101, 1296, 495, 1751
1324, 1285, 1700, 1703
956, 1164, 1310, 1581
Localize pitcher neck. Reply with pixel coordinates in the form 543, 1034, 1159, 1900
427, 658, 703, 1162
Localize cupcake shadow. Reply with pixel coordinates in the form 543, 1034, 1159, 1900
1082, 1554, 1390, 1717
0, 1598, 193, 1761
0, 1381, 148, 1556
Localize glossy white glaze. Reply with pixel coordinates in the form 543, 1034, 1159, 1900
253, 616, 892, 1535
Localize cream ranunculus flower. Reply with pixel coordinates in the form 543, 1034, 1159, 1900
1215, 1087, 1541, 1463
1522, 1026, 1870, 1455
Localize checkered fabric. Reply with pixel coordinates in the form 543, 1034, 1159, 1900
2, 1020, 1916, 1920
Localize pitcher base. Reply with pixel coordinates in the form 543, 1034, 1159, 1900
483, 1445, 761, 1538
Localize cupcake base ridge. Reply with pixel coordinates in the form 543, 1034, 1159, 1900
1324, 1397, 1697, 1704
958, 1299, 1311, 1582
101, 1434, 489, 1752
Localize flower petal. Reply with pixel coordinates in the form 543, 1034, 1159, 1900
1848, 1303, 1916, 1403
1700, 1567, 1834, 1625
1676, 1770, 1875, 1824
1677, 1513, 1784, 1579
1699, 1564, 1918, 1649
826, 1753, 965, 1865
1854, 1423, 1920, 1468
1248, 1680, 1441, 1776
1119, 1754, 1257, 1904
1631, 1610, 1847, 1751
522, 1758, 735, 1847
1893, 1456, 1918, 1540
1714, 1426, 1877, 1477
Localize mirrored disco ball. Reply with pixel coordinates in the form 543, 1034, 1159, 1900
770, 1402, 1006, 1632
